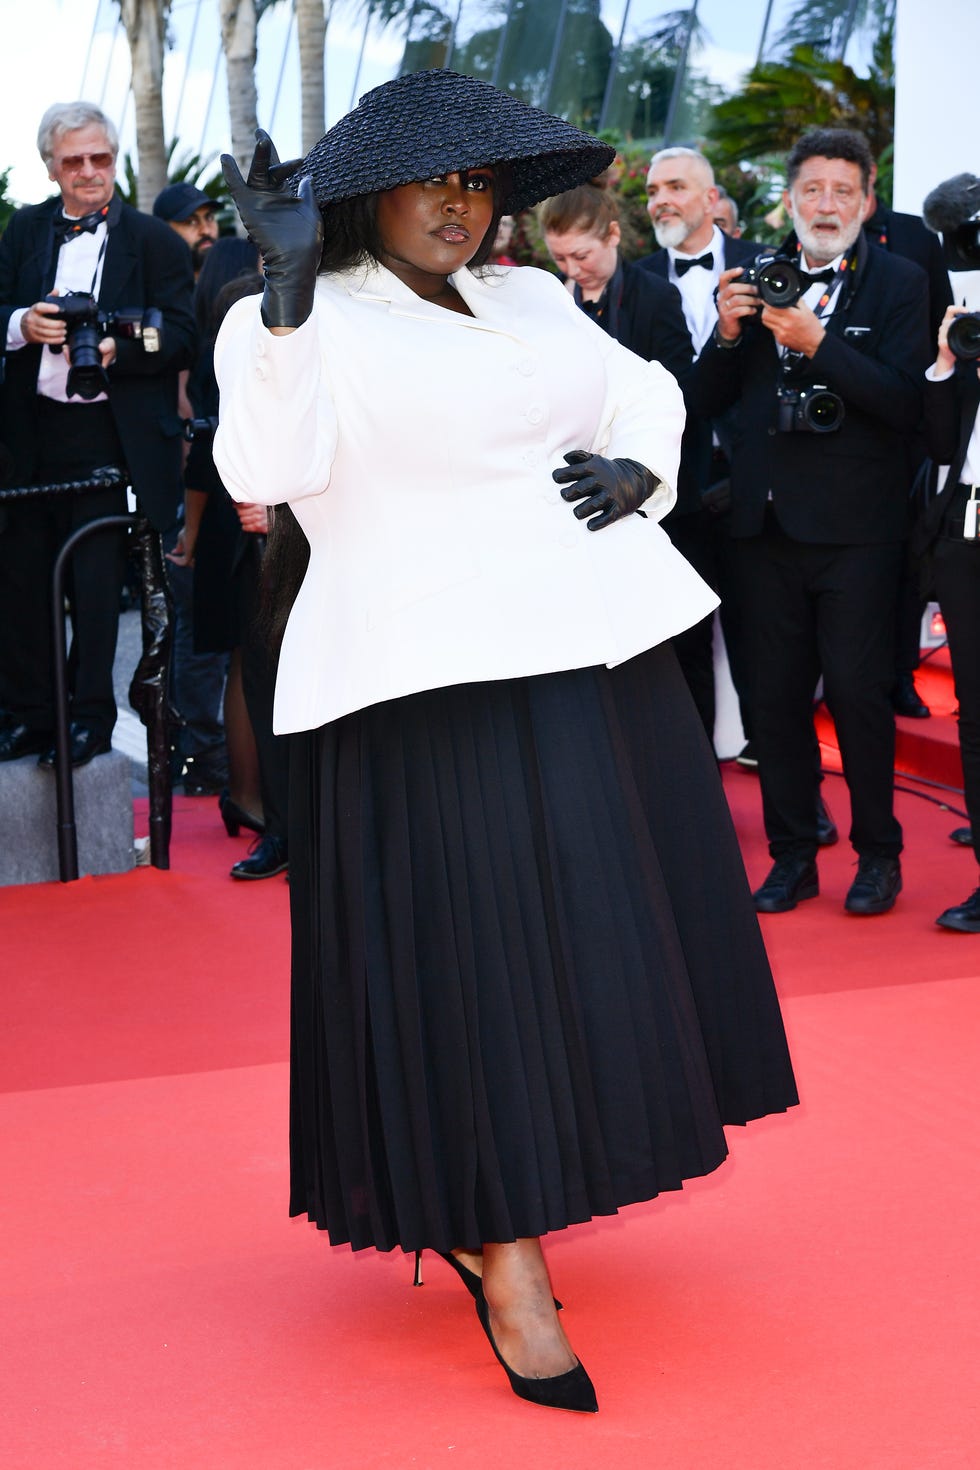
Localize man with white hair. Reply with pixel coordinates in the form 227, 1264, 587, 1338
0, 101, 195, 768
638, 147, 759, 750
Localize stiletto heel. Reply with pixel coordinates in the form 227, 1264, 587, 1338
412, 1249, 562, 1310
474, 1286, 597, 1413
219, 789, 265, 838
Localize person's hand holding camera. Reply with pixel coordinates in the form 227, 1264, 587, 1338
714, 265, 760, 343
761, 296, 825, 358
935, 303, 977, 377
552, 451, 659, 531
21, 297, 67, 347
221, 130, 323, 333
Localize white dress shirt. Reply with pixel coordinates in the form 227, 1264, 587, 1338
668, 224, 725, 352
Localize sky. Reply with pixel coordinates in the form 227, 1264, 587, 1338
0, 0, 404, 206
0, 1, 759, 209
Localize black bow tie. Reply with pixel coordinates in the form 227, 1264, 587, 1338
674, 252, 714, 277
807, 268, 837, 287
52, 208, 108, 245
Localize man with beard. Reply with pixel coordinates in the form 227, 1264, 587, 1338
153, 183, 219, 279
639, 147, 758, 750
689, 128, 931, 916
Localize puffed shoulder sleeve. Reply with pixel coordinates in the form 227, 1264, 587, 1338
213, 294, 338, 506
537, 271, 685, 523
592, 337, 685, 522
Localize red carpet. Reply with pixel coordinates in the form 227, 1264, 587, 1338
3, 768, 979, 1468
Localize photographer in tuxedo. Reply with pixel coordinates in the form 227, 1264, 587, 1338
689, 128, 932, 916
0, 101, 195, 769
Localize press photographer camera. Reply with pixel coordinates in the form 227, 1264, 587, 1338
182, 415, 219, 441
43, 290, 164, 400
738, 252, 811, 308
776, 382, 845, 433
946, 311, 980, 361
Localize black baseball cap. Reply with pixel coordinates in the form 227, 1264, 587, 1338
153, 182, 216, 222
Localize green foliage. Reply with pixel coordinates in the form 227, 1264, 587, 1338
116, 138, 235, 228
703, 24, 895, 238
0, 167, 18, 236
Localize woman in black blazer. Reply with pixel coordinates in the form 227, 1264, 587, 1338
539, 178, 694, 384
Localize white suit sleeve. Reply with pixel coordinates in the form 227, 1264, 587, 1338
213, 295, 338, 506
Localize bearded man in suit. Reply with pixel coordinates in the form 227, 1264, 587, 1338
689, 128, 932, 916
0, 101, 195, 768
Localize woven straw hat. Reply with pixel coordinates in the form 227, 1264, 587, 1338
298, 70, 615, 214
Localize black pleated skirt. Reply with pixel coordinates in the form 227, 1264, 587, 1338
287, 643, 797, 1253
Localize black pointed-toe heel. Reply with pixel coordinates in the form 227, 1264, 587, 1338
473, 1287, 597, 1413
219, 789, 265, 838
413, 1250, 563, 1310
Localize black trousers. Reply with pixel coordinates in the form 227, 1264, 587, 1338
731, 511, 903, 861
0, 399, 128, 739
933, 532, 980, 868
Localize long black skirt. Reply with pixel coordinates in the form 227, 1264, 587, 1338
287, 643, 797, 1253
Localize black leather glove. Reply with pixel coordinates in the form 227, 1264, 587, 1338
552, 451, 660, 531
221, 130, 323, 330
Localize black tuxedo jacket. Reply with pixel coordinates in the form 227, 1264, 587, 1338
0, 194, 195, 530
687, 231, 932, 543
636, 234, 759, 514
913, 363, 980, 552
610, 258, 693, 386
863, 203, 953, 342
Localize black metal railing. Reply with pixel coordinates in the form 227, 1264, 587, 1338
0, 467, 174, 881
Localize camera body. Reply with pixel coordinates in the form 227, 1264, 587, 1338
44, 291, 163, 400
776, 383, 845, 434
947, 311, 980, 361
739, 252, 809, 308
182, 416, 219, 441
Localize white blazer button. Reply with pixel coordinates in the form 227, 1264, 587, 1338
518, 358, 535, 376
527, 405, 544, 425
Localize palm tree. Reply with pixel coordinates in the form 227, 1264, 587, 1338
116, 0, 172, 212
706, 28, 894, 171
296, 0, 328, 153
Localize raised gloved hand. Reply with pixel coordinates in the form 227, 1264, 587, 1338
552, 451, 660, 532
221, 130, 323, 330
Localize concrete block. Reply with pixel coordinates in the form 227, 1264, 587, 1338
0, 749, 135, 886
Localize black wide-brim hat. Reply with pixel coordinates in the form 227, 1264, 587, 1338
297, 69, 616, 215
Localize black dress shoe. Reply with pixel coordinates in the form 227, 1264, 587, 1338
0, 723, 52, 762
37, 723, 111, 770
844, 856, 902, 915
936, 887, 980, 933
816, 793, 838, 847
753, 857, 819, 913
891, 674, 930, 719
949, 826, 974, 847
735, 741, 758, 769
230, 834, 288, 881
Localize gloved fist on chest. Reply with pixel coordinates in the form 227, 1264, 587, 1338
552, 452, 659, 531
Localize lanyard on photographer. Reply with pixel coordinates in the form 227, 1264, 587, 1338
781, 246, 855, 373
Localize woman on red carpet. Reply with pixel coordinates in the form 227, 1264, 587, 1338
214, 69, 798, 1414
921, 301, 980, 931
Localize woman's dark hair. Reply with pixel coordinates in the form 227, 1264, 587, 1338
263, 164, 512, 646
194, 237, 261, 338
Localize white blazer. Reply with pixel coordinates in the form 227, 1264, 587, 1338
214, 260, 718, 733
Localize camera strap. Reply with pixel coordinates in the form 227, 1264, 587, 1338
781, 246, 855, 372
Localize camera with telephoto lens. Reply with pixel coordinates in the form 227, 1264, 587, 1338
947, 312, 980, 362
776, 383, 845, 434
44, 291, 164, 400
739, 252, 809, 308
